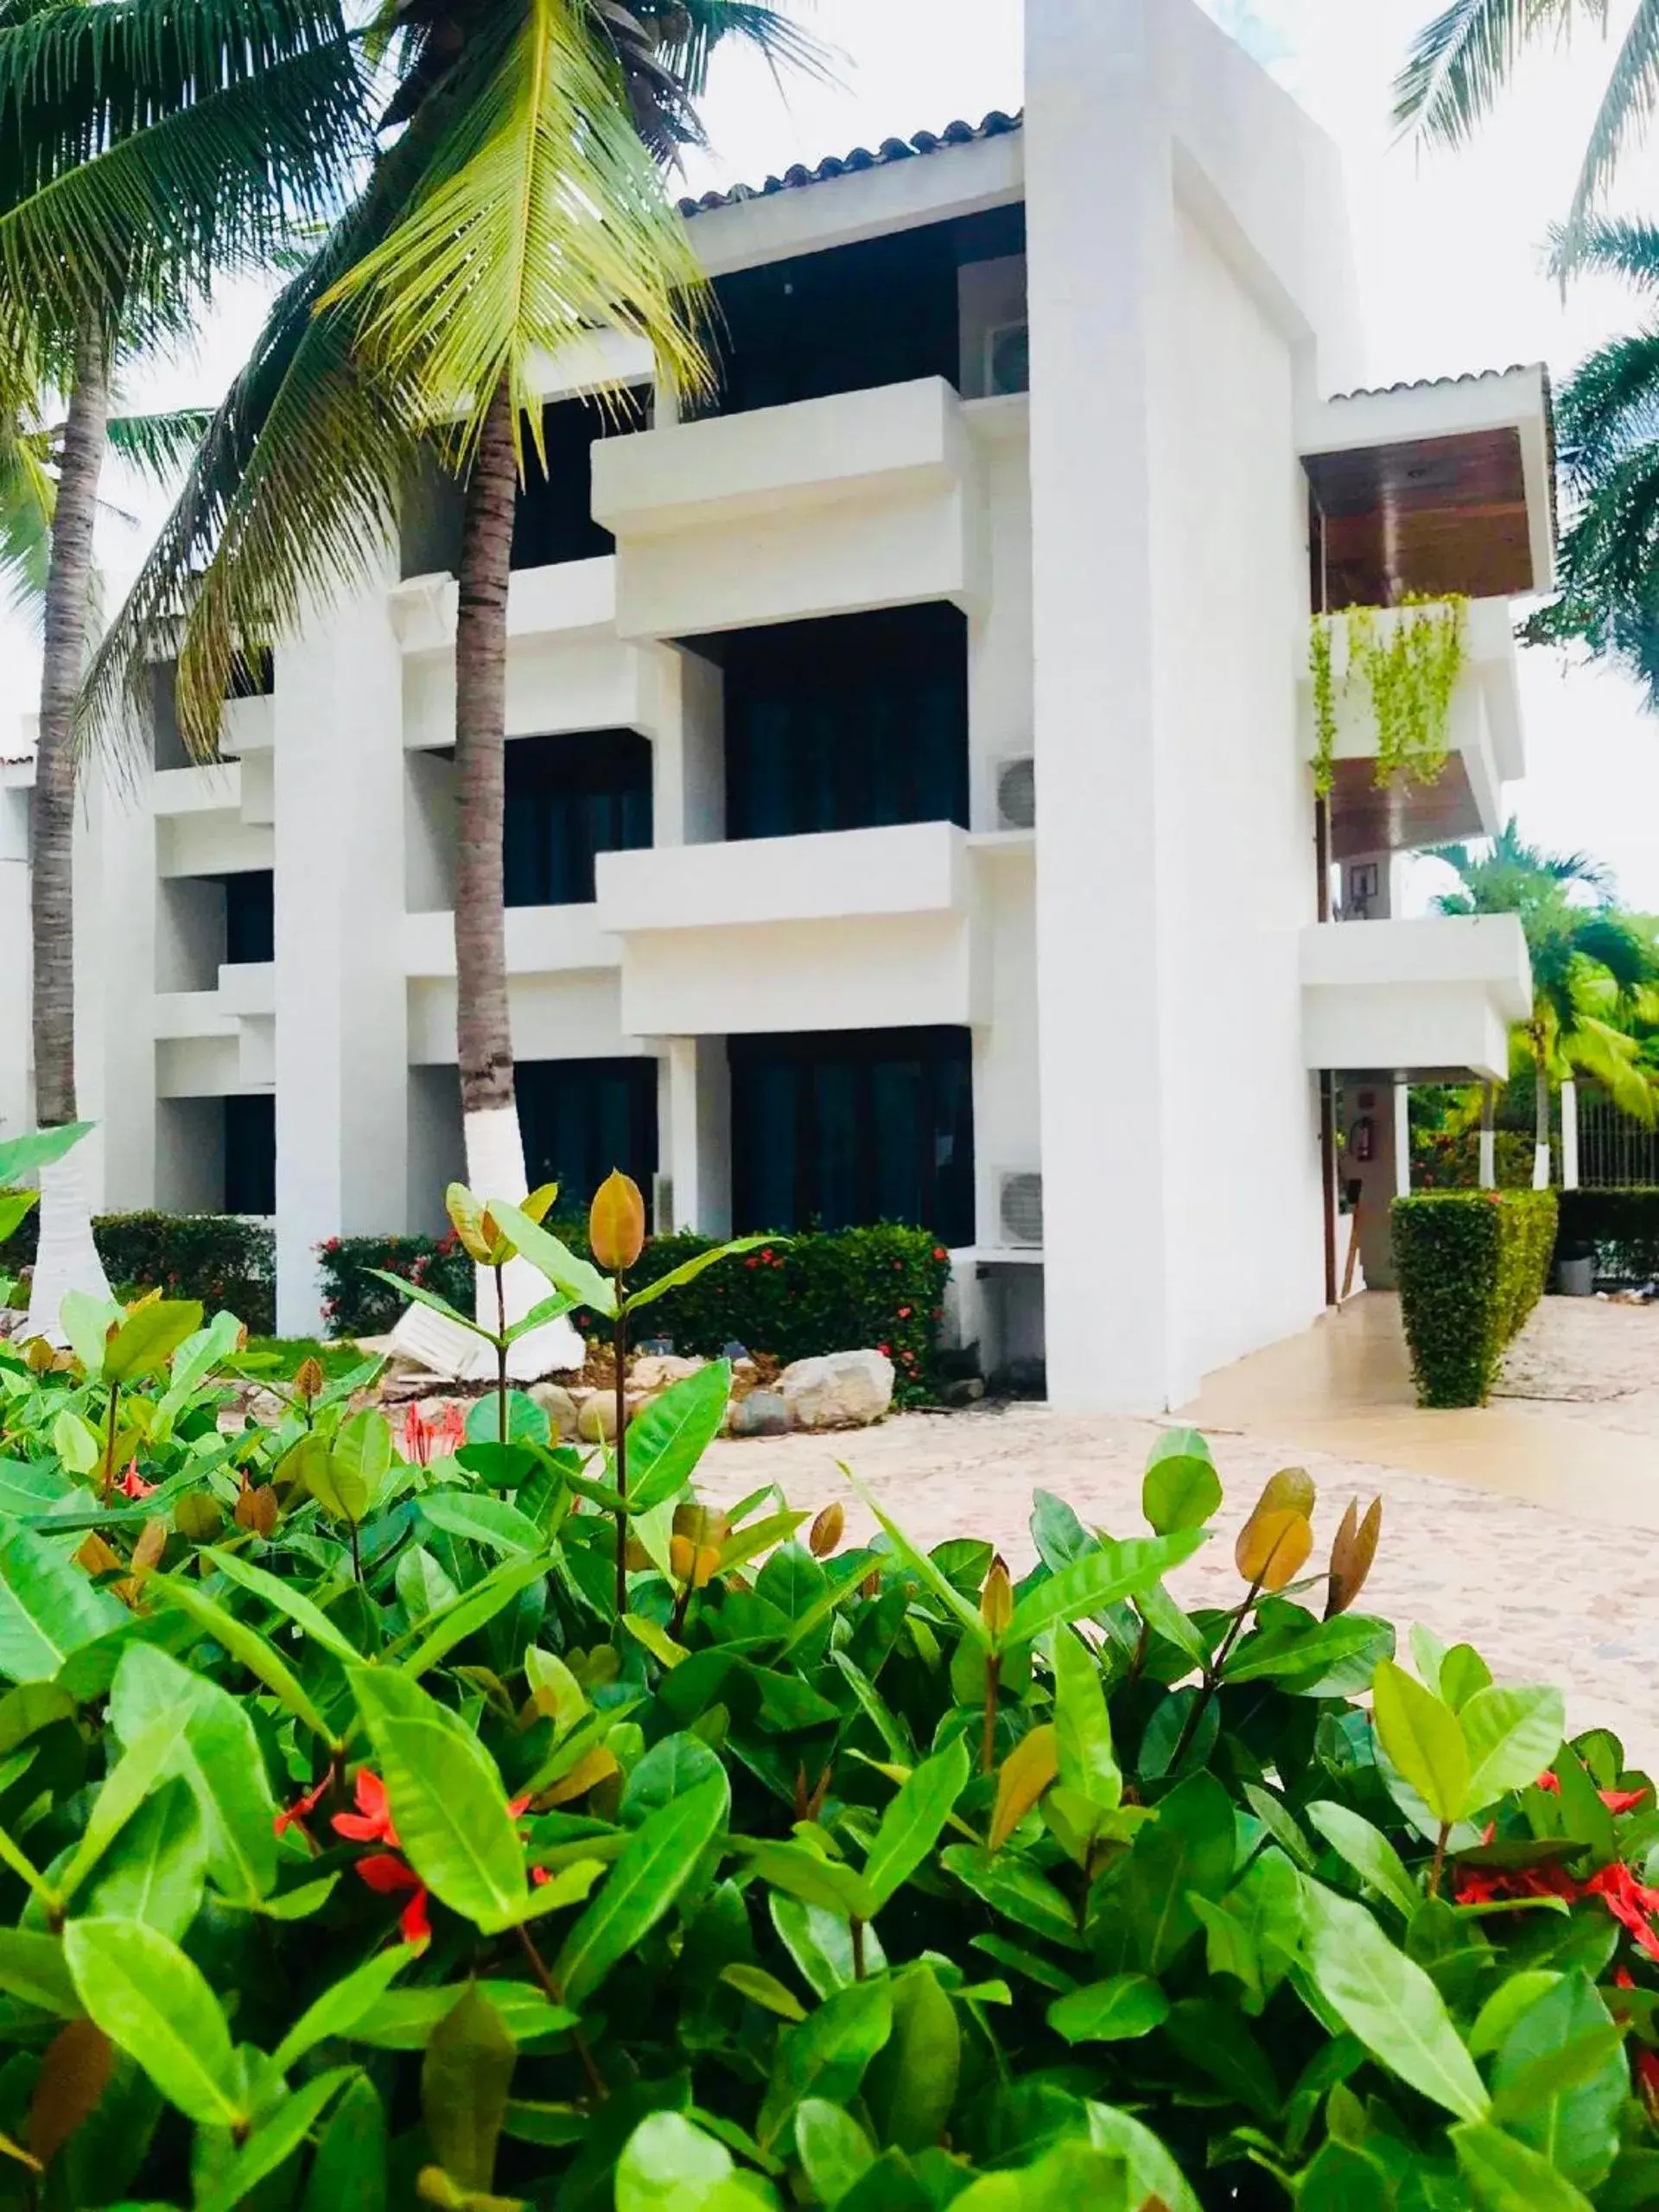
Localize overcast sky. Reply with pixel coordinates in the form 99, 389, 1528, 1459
8, 0, 1659, 906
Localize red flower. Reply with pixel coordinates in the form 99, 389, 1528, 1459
401, 1401, 466, 1467
761, 1249, 774, 1263
117, 1461, 156, 1500
274, 1772, 332, 1838
746, 1257, 759, 1270
332, 1770, 431, 1946
877, 1344, 891, 1358
1455, 1852, 1659, 1961
933, 1247, 947, 1262
1537, 1770, 1649, 1815
897, 1306, 912, 1320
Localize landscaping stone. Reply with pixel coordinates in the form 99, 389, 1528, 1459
577, 1395, 617, 1443
530, 1381, 579, 1439
944, 1377, 987, 1408
778, 1350, 894, 1431
729, 1389, 791, 1439
247, 1388, 288, 1427
629, 1353, 706, 1393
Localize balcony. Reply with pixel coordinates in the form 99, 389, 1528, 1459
403, 906, 620, 979
1301, 598, 1522, 856
589, 378, 982, 639
1300, 913, 1531, 1083
594, 822, 976, 1036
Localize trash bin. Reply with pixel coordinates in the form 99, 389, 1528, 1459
1556, 1251, 1596, 1297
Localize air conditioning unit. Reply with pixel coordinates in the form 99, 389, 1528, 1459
995, 754, 1036, 833
984, 320, 1031, 397
997, 1170, 1045, 1250
652, 1173, 675, 1235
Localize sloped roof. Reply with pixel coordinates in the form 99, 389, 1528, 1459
677, 109, 1023, 217
1328, 365, 1549, 406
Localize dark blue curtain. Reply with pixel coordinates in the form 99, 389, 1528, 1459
224, 1095, 276, 1215
729, 1027, 974, 1246
517, 1058, 658, 1214
504, 731, 652, 906
224, 872, 274, 965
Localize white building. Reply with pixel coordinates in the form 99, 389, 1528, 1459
2, 0, 1554, 1411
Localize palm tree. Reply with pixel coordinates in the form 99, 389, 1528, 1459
84, 0, 818, 1367
1395, 0, 1659, 239
1431, 818, 1659, 1185
0, 0, 365, 1334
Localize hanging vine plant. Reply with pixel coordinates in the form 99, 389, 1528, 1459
1310, 593, 1468, 798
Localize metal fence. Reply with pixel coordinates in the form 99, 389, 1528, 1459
1580, 1095, 1659, 1187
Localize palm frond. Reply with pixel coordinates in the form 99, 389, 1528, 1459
0, 408, 52, 613
324, 0, 710, 457
1393, 0, 1590, 144
1552, 321, 1659, 485
1566, 0, 1659, 232
1548, 213, 1659, 290
104, 406, 211, 488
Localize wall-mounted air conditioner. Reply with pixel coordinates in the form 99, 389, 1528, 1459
984, 321, 1031, 397
995, 754, 1036, 833
996, 1170, 1045, 1250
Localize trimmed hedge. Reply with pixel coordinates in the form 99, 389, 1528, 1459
0, 1210, 275, 1332
1391, 1188, 1558, 1408
1410, 1128, 1535, 1191
321, 1220, 955, 1401
1556, 1185, 1659, 1282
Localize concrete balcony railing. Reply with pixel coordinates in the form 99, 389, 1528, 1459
1300, 597, 1523, 855
1300, 912, 1531, 1083
403, 904, 620, 979
391, 556, 620, 657
594, 821, 977, 1036
589, 378, 982, 639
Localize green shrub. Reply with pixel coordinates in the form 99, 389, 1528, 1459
0, 1260, 1649, 2209
1410, 1128, 1535, 1190
0, 1207, 276, 1333
1392, 1188, 1559, 1407
1557, 1185, 1659, 1282
324, 1220, 953, 1401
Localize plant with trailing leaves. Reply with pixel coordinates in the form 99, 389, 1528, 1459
0, 1274, 1655, 2204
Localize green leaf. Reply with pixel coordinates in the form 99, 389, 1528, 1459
1491, 1973, 1625, 2190
1085, 2103, 1203, 2212
423, 1987, 516, 2196
83, 1782, 207, 1942
719, 1964, 805, 2022
149, 1574, 340, 1747
793, 2098, 875, 2206
364, 1268, 483, 1338
1300, 1878, 1490, 2120
1440, 1642, 1494, 1712
194, 2068, 359, 2212
1306, 1800, 1420, 1918
350, 1669, 527, 1933
60, 1292, 120, 1376
1052, 1628, 1121, 1809
0, 1928, 80, 2016
486, 1203, 617, 1317
614, 2110, 739, 2210
300, 2074, 387, 2212
1122, 1772, 1235, 1975
769, 1895, 886, 1999
0, 1122, 91, 1184
863, 1963, 960, 2155
862, 1737, 969, 1911
464, 1390, 550, 1447
104, 1303, 204, 1385
1460, 1685, 1567, 1813
0, 1516, 128, 1682
57, 1711, 196, 1906
1004, 1533, 1205, 1648
626, 1363, 733, 1514
108, 1645, 278, 1904
1048, 1974, 1169, 2044
351, 1981, 575, 2050
1141, 1433, 1222, 1535
756, 1976, 893, 2151
747, 1839, 872, 1923
553, 1771, 729, 2006
1371, 1659, 1469, 1827
398, 1552, 556, 1680
53, 1412, 102, 1476
200, 1548, 361, 1664
1470, 1973, 1563, 2059
270, 1945, 420, 2076
418, 1491, 543, 1556
940, 1845, 1086, 1952
1451, 2121, 1596, 2210
325, 1409, 394, 1525
952, 2142, 1135, 2211
843, 1473, 985, 1643
63, 1916, 243, 2129
624, 1238, 779, 1315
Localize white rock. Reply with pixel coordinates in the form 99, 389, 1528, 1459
530, 1381, 579, 1439
629, 1354, 706, 1393
777, 1350, 894, 1431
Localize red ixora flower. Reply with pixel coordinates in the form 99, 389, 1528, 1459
401, 1400, 467, 1468
1456, 1853, 1659, 1961
117, 1461, 156, 1500
932, 1247, 948, 1262
1537, 1769, 1649, 1816
876, 1343, 891, 1358
332, 1770, 431, 1946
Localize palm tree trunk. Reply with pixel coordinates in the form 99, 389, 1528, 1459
1533, 1030, 1552, 1191
419, 371, 579, 1380
26, 320, 113, 1337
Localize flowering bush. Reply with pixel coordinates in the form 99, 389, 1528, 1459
0, 1208, 276, 1332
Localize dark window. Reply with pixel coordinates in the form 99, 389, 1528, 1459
518, 1058, 658, 1212
504, 732, 652, 906
728, 1027, 974, 1246
700, 205, 1025, 417
712, 605, 968, 841
224, 872, 275, 965
224, 1095, 276, 1216
512, 390, 646, 571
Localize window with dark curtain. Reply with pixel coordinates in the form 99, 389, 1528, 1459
698, 204, 1026, 418
503, 731, 652, 906
517, 1058, 658, 1214
719, 604, 969, 841
224, 872, 275, 965
512, 389, 645, 571
224, 1095, 276, 1216
728, 1027, 974, 1247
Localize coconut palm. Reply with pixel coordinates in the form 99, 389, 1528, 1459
84, 0, 818, 1366
1395, 0, 1659, 238
1431, 818, 1659, 1184
0, 0, 365, 1332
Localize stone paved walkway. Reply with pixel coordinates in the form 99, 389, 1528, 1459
698, 1296, 1659, 1772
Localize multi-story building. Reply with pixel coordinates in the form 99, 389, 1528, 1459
1, 0, 1554, 1411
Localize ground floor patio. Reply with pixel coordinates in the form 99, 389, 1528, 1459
697, 1292, 1659, 1771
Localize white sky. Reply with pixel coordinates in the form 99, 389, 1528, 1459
8, 0, 1659, 907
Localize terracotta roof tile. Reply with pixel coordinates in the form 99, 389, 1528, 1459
677, 109, 1023, 217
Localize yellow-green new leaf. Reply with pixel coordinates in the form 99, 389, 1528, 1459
1052, 1628, 1122, 1810
1371, 1659, 1469, 1827
1004, 1533, 1205, 1648
104, 1302, 203, 1385
990, 1726, 1058, 1851
1459, 1685, 1567, 1814
864, 1737, 970, 1908
63, 1916, 244, 2130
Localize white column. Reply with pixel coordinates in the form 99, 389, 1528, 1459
0, 775, 32, 1141
664, 1035, 730, 1236
1393, 1077, 1411, 1199
1478, 1084, 1496, 1190
1561, 1077, 1580, 1191
1027, 0, 1179, 1411
273, 577, 410, 1335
